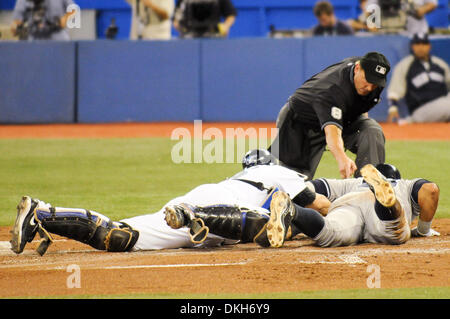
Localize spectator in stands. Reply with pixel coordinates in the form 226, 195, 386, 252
387, 33, 450, 124
126, 0, 174, 40
173, 0, 237, 38
312, 1, 354, 36
11, 0, 77, 40
366, 0, 438, 35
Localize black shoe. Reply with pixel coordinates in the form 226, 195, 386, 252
266, 191, 295, 248
164, 203, 209, 244
10, 196, 39, 254
361, 164, 396, 208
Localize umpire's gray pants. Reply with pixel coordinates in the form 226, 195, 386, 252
269, 103, 385, 180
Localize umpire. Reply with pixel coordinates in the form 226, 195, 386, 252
269, 52, 391, 180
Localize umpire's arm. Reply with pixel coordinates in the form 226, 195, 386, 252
324, 124, 357, 179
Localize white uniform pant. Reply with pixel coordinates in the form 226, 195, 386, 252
121, 183, 270, 251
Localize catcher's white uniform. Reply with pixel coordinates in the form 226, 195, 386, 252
121, 165, 307, 250
306, 177, 421, 247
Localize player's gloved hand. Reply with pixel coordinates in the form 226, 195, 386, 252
411, 227, 440, 237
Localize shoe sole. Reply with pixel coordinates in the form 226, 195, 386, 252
10, 196, 32, 254
361, 164, 396, 207
267, 191, 293, 248
164, 206, 184, 229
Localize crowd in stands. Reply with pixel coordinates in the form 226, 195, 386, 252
5, 0, 449, 123
7, 0, 443, 40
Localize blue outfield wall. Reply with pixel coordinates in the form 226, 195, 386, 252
0, 42, 76, 123
0, 36, 449, 124
77, 40, 201, 122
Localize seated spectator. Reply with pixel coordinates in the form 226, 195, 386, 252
173, 0, 237, 38
11, 0, 77, 40
126, 0, 174, 40
366, 0, 438, 35
312, 1, 354, 36
387, 33, 450, 124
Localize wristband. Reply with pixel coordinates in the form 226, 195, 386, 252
417, 219, 432, 236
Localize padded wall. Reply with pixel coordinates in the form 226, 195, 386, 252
77, 40, 201, 123
0, 42, 76, 123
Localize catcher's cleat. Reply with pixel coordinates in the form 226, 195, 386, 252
253, 224, 270, 247
361, 164, 396, 208
10, 196, 40, 254
164, 204, 209, 244
266, 191, 295, 248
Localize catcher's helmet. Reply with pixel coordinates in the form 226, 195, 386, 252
242, 149, 277, 169
375, 163, 401, 179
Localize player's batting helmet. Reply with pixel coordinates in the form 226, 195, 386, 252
375, 163, 401, 179
242, 149, 277, 169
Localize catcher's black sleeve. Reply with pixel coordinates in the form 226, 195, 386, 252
293, 187, 317, 207
309, 178, 331, 199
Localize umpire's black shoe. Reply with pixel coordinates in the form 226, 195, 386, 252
10, 196, 40, 254
265, 191, 295, 248
361, 164, 396, 208
164, 203, 209, 244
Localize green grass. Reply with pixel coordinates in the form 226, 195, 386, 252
0, 138, 449, 225
10, 287, 450, 299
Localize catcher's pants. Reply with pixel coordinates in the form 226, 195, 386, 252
313, 191, 411, 247
122, 182, 271, 251
269, 102, 385, 179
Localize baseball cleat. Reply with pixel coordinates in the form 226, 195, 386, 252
164, 204, 190, 229
361, 164, 396, 208
164, 203, 209, 244
10, 196, 39, 254
266, 191, 295, 248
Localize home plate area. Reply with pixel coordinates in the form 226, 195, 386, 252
0, 219, 449, 297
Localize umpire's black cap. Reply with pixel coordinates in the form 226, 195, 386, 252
360, 52, 391, 87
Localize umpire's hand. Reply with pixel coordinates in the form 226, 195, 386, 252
338, 156, 357, 179
324, 125, 357, 179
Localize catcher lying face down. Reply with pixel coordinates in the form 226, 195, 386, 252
10, 149, 439, 255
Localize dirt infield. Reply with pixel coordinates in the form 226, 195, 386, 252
0, 122, 449, 140
0, 219, 449, 298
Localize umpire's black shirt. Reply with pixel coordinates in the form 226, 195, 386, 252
289, 57, 383, 132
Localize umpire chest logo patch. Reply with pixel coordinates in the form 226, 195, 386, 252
331, 107, 342, 120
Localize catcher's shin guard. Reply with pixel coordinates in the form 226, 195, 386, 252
166, 204, 270, 244
194, 205, 270, 243
34, 207, 139, 255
